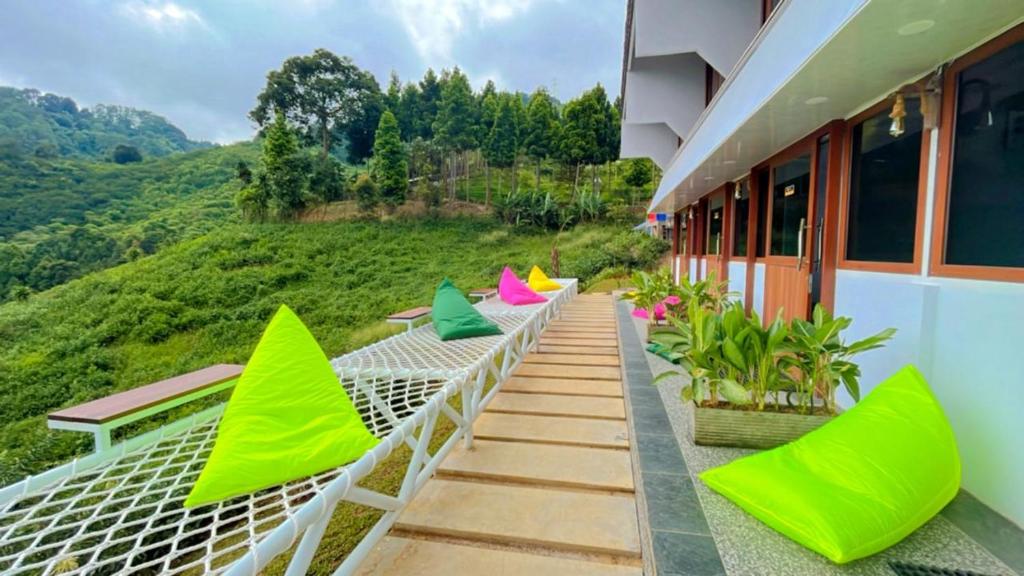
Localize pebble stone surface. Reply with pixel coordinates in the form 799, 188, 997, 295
622, 307, 1018, 576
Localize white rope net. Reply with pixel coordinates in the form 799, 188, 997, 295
0, 280, 577, 575
0, 371, 452, 576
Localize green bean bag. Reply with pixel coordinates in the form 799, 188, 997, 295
185, 305, 379, 507
699, 365, 960, 563
432, 278, 502, 341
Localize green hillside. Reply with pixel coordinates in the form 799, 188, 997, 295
0, 142, 260, 298
0, 218, 665, 482
0, 86, 212, 160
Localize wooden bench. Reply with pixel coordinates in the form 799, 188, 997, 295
386, 306, 432, 333
48, 364, 244, 452
468, 288, 498, 302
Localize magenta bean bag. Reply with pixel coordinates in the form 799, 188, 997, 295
498, 266, 547, 305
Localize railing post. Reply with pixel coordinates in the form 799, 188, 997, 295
286, 498, 340, 576
461, 377, 475, 449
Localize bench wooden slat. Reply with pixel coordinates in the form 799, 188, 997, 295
388, 306, 432, 321
48, 364, 245, 425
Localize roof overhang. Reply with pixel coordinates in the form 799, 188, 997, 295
650, 0, 1024, 214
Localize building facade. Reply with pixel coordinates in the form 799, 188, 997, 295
621, 0, 1024, 527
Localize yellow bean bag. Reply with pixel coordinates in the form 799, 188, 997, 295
527, 265, 562, 292
700, 365, 960, 563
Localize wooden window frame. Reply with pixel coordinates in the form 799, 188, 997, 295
837, 98, 930, 275
930, 24, 1024, 283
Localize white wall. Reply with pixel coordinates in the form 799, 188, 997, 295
751, 263, 765, 317
624, 53, 706, 138
728, 261, 746, 303
834, 270, 1024, 526
688, 257, 698, 281
633, 0, 761, 75
620, 122, 679, 170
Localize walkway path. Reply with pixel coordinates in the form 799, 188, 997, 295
357, 294, 642, 575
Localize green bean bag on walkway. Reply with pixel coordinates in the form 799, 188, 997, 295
185, 305, 379, 507
700, 365, 960, 563
432, 278, 503, 341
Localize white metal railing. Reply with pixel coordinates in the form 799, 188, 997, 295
0, 280, 577, 575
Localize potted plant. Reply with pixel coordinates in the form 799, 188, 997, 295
651, 302, 895, 449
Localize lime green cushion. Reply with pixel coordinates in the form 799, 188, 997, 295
185, 305, 379, 507
432, 278, 502, 341
699, 365, 960, 563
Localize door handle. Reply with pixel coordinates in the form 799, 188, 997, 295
797, 217, 806, 271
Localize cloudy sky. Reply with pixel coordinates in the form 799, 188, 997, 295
0, 0, 626, 144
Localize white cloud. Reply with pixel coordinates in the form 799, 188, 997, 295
386, 0, 540, 63
119, 1, 205, 32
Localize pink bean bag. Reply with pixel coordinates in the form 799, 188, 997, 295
498, 266, 547, 305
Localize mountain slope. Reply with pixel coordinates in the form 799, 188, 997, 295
0, 218, 666, 482
0, 86, 212, 160
0, 142, 260, 299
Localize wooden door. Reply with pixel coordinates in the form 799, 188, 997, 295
762, 154, 814, 323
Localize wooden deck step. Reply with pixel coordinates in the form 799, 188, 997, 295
540, 337, 619, 347
515, 363, 621, 381
474, 412, 629, 449
502, 376, 622, 398
486, 392, 625, 420
524, 353, 619, 367
356, 537, 642, 576
537, 344, 619, 355
394, 480, 641, 558
438, 440, 634, 492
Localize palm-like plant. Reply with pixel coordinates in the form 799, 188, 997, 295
620, 268, 672, 328
781, 304, 896, 414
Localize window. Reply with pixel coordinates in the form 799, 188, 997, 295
770, 156, 811, 256
733, 180, 750, 257
706, 194, 724, 255
755, 169, 769, 257
942, 38, 1024, 269
845, 97, 923, 264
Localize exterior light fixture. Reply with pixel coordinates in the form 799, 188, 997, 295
805, 96, 829, 106
889, 93, 906, 137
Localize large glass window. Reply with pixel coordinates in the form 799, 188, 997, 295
755, 169, 769, 257
845, 97, 923, 263
945, 40, 1024, 268
733, 180, 750, 257
770, 156, 811, 256
706, 194, 724, 255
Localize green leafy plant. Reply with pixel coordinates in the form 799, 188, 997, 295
781, 304, 896, 414
620, 268, 672, 327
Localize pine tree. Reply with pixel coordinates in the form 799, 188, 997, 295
433, 68, 478, 200
397, 82, 420, 141
417, 68, 441, 140
372, 110, 409, 207
485, 97, 518, 196
524, 88, 558, 191
384, 71, 401, 113
262, 110, 308, 218
480, 94, 499, 202
559, 92, 601, 197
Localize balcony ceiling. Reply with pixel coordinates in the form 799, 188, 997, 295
651, 0, 1024, 213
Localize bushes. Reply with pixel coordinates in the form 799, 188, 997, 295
0, 218, 655, 481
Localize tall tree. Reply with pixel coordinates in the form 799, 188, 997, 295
417, 68, 441, 140
485, 97, 518, 196
397, 82, 420, 141
524, 88, 559, 191
479, 93, 499, 202
372, 110, 409, 207
384, 71, 402, 113
261, 110, 309, 218
559, 91, 601, 197
250, 49, 380, 159
433, 68, 478, 200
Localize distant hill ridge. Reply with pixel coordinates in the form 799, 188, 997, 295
0, 86, 213, 160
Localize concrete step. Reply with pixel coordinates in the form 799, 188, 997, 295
502, 376, 623, 398
356, 537, 642, 576
474, 412, 629, 449
537, 344, 619, 356
438, 439, 634, 492
524, 353, 619, 366
486, 392, 626, 420
395, 479, 641, 558
540, 336, 619, 347
515, 363, 621, 381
